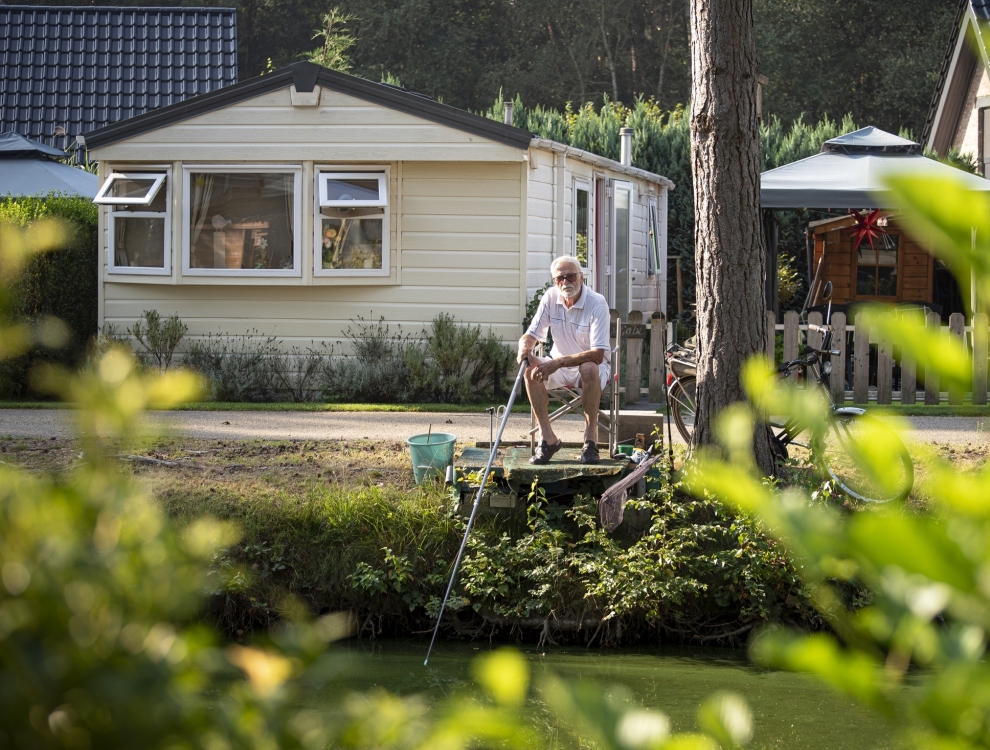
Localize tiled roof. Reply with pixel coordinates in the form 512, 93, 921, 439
0, 5, 237, 145
973, 0, 990, 21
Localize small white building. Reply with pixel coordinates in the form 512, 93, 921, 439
83, 61, 673, 350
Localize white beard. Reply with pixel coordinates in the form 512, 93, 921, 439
559, 283, 581, 301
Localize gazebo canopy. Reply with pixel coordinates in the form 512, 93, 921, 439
0, 132, 97, 198
760, 126, 990, 209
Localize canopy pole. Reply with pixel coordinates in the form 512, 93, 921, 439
762, 209, 779, 317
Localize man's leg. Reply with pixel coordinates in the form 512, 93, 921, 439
525, 366, 560, 447
578, 362, 602, 444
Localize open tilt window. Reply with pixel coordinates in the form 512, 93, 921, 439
315, 171, 389, 276
94, 171, 170, 274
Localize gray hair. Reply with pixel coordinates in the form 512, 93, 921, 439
550, 255, 583, 275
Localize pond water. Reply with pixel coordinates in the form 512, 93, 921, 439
313, 640, 902, 749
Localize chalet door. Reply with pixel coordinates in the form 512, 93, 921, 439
595, 176, 609, 295
611, 180, 633, 317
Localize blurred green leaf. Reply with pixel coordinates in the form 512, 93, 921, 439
539, 674, 674, 750
850, 514, 976, 593
697, 692, 752, 748
883, 174, 990, 291
472, 647, 529, 707
857, 305, 971, 394
752, 631, 892, 712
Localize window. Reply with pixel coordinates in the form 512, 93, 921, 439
315, 169, 389, 275
574, 182, 592, 269
856, 236, 899, 297
94, 171, 170, 274
182, 167, 301, 276
648, 199, 661, 277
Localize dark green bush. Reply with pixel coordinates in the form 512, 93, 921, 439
0, 194, 98, 398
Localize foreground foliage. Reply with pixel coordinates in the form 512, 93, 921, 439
688, 172, 990, 749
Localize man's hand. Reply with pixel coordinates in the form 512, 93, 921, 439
517, 334, 536, 365
531, 358, 560, 384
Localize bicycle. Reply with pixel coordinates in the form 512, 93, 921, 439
664, 282, 914, 503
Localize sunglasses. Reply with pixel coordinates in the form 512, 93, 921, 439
553, 272, 580, 284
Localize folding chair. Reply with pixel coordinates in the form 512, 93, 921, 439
528, 322, 621, 457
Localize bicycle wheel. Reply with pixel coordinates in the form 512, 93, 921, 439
669, 376, 696, 444
815, 413, 913, 503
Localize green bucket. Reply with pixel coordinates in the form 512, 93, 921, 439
406, 432, 456, 485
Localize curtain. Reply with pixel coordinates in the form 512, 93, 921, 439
190, 174, 215, 248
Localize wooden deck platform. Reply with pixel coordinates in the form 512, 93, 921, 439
454, 445, 633, 509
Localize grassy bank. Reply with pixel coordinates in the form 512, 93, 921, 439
1, 434, 823, 646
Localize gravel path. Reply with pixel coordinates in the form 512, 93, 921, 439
2, 408, 989, 446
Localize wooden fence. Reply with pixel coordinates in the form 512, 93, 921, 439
619, 310, 990, 406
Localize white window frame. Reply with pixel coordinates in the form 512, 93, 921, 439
181, 165, 302, 278
95, 171, 166, 206
573, 178, 594, 288
318, 171, 388, 208
96, 168, 172, 276
314, 166, 390, 278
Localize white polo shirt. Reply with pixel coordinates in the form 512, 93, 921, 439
525, 284, 611, 364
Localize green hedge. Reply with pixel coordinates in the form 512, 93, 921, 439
0, 195, 98, 398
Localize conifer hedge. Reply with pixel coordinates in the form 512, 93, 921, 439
0, 194, 98, 398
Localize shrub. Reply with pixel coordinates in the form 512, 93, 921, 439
130, 310, 187, 370
0, 195, 98, 398
184, 332, 280, 402
185, 332, 330, 403
268, 344, 329, 402
320, 316, 412, 403
405, 313, 512, 403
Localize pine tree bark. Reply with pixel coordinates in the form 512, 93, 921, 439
689, 0, 773, 473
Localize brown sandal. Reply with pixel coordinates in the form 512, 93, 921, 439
530, 440, 563, 464
580, 441, 600, 464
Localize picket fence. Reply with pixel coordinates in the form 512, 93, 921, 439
619, 310, 990, 407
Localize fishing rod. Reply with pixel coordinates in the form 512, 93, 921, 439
424, 358, 529, 666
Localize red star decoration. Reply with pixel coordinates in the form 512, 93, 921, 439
846, 209, 888, 252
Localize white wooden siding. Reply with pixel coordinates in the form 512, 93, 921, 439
525, 149, 555, 297
90, 89, 525, 164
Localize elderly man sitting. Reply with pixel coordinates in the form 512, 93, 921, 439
517, 256, 611, 465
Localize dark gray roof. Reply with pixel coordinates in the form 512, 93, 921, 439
762, 127, 990, 210
0, 5, 237, 145
0, 131, 65, 158
83, 61, 534, 151
923, 0, 987, 146
821, 126, 921, 155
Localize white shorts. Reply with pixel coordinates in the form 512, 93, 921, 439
534, 355, 611, 390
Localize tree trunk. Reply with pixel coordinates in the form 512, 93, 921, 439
689, 0, 773, 473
